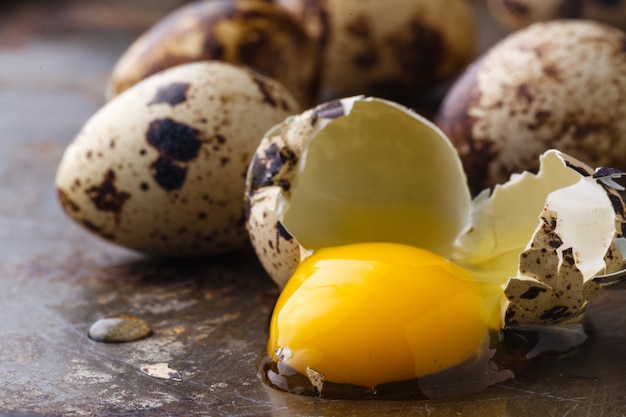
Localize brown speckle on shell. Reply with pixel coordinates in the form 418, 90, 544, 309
56, 61, 299, 256
149, 82, 191, 106
276, 0, 475, 104
436, 20, 626, 194
108, 0, 321, 106
85, 169, 130, 215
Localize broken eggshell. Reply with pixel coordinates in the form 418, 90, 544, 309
435, 20, 626, 195
57, 61, 299, 256
245, 96, 472, 287
274, 0, 476, 103
107, 0, 321, 107
245, 96, 626, 327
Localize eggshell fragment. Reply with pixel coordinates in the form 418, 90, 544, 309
108, 0, 321, 106
453, 150, 626, 326
436, 20, 626, 195
56, 61, 299, 256
274, 0, 476, 102
245, 96, 471, 286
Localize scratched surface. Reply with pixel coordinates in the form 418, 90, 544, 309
1, 0, 626, 416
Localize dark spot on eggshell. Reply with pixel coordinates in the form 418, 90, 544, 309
386, 20, 444, 78
353, 50, 379, 70
346, 14, 372, 40
146, 118, 202, 162
520, 286, 547, 300
81, 220, 116, 240
539, 305, 571, 321
149, 82, 191, 106
275, 221, 293, 242
516, 83, 533, 103
85, 169, 131, 214
150, 157, 188, 191
564, 160, 591, 177
249, 143, 297, 192
528, 110, 551, 130
250, 74, 276, 105
593, 166, 626, 179
313, 99, 344, 124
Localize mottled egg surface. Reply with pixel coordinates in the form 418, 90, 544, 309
435, 20, 626, 195
57, 61, 299, 256
275, 0, 476, 103
108, 0, 321, 107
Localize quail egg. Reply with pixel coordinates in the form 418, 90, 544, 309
107, 0, 321, 107
56, 61, 299, 256
487, 0, 626, 31
435, 20, 626, 195
246, 95, 626, 398
274, 0, 476, 103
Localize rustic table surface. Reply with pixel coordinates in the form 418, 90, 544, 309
1, 0, 625, 416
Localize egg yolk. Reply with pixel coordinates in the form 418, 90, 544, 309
268, 242, 502, 390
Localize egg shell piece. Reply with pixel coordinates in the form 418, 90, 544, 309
454, 149, 626, 325
245, 96, 471, 286
107, 0, 321, 107
453, 151, 585, 281
57, 61, 299, 256
436, 20, 626, 195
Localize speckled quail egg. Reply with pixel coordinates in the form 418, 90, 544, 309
107, 0, 321, 107
56, 61, 299, 256
245, 95, 626, 397
273, 0, 476, 103
487, 0, 626, 32
435, 20, 626, 195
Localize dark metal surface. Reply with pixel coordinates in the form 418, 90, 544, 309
1, 1, 626, 415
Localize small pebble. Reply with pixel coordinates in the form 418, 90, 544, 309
88, 314, 152, 343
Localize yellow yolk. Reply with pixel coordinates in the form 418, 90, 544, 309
268, 242, 502, 390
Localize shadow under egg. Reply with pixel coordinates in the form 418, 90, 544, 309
257, 319, 593, 400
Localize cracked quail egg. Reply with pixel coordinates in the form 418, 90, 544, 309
274, 0, 476, 103
56, 61, 299, 256
436, 20, 626, 195
107, 0, 321, 107
487, 0, 626, 32
246, 95, 626, 398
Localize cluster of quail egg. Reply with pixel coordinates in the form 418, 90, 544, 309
56, 0, 626, 326
56, 0, 478, 256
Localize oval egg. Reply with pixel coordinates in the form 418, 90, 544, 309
107, 0, 321, 106
57, 61, 299, 256
435, 20, 626, 194
274, 0, 476, 103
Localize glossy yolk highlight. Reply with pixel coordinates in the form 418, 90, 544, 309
268, 242, 502, 390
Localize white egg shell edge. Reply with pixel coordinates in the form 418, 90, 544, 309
454, 150, 626, 325
245, 95, 471, 287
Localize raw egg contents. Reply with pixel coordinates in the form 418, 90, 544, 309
266, 242, 502, 392
248, 97, 626, 399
